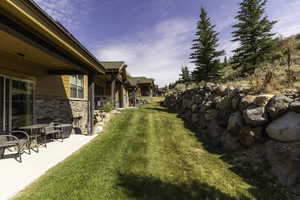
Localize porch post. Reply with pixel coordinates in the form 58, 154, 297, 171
120, 83, 124, 108
134, 87, 137, 107
111, 76, 116, 109
88, 73, 96, 136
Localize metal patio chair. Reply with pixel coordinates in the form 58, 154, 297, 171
42, 123, 61, 147
53, 123, 64, 142
0, 131, 30, 163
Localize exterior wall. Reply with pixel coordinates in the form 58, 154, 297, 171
36, 75, 88, 100
140, 86, 153, 97
35, 74, 89, 134
35, 96, 88, 134
0, 51, 90, 134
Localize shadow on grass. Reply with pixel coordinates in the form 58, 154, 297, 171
117, 172, 249, 200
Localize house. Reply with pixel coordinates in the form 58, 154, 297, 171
134, 77, 155, 97
127, 77, 139, 107
0, 0, 105, 135
95, 62, 129, 109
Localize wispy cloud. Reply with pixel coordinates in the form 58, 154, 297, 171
96, 18, 196, 86
33, 0, 89, 30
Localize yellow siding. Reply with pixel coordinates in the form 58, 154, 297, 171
36, 75, 68, 98
60, 75, 88, 100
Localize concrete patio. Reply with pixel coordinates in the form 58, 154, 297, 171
0, 134, 97, 200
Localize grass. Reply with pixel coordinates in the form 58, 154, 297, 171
14, 103, 285, 200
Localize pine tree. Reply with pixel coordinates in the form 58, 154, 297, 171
190, 7, 224, 82
232, 0, 277, 75
224, 56, 228, 66
179, 66, 191, 83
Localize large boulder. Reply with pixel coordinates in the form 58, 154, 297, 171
243, 105, 269, 126
227, 111, 244, 135
254, 94, 274, 106
267, 95, 293, 119
265, 140, 300, 186
239, 95, 256, 110
290, 98, 300, 113
266, 112, 300, 142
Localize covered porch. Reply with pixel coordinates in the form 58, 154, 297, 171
95, 62, 129, 109
0, 0, 104, 136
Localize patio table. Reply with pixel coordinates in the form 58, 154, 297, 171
54, 124, 73, 139
19, 124, 49, 153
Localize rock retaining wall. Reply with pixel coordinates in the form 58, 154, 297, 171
163, 83, 300, 186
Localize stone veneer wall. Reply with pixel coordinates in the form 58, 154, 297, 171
163, 83, 300, 187
35, 96, 88, 134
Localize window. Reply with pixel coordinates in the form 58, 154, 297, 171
70, 75, 84, 99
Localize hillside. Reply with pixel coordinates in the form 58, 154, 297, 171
168, 34, 300, 95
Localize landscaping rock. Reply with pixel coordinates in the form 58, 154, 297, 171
182, 98, 193, 109
232, 96, 241, 111
205, 109, 218, 121
243, 105, 269, 126
254, 94, 274, 106
239, 95, 256, 110
267, 95, 293, 119
191, 104, 199, 113
207, 120, 225, 140
266, 112, 300, 142
227, 111, 243, 135
239, 127, 256, 147
191, 113, 199, 124
290, 98, 300, 113
216, 85, 227, 95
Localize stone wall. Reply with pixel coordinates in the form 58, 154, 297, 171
35, 96, 89, 134
163, 83, 300, 186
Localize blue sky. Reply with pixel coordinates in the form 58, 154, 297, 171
34, 0, 300, 86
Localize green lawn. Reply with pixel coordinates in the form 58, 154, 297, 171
14, 104, 283, 200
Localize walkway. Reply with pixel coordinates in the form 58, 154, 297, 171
0, 134, 97, 200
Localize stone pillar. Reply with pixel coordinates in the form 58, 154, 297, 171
88, 73, 96, 136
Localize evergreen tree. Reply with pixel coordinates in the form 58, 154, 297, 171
179, 66, 191, 83
224, 56, 228, 66
231, 0, 277, 75
190, 7, 224, 82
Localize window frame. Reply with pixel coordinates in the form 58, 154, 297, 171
69, 75, 84, 100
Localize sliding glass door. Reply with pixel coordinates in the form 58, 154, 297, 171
11, 80, 34, 129
0, 76, 34, 132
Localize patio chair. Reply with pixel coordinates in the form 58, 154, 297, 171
53, 123, 64, 142
0, 131, 30, 163
42, 123, 61, 147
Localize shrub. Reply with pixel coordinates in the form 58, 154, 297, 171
103, 103, 113, 113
